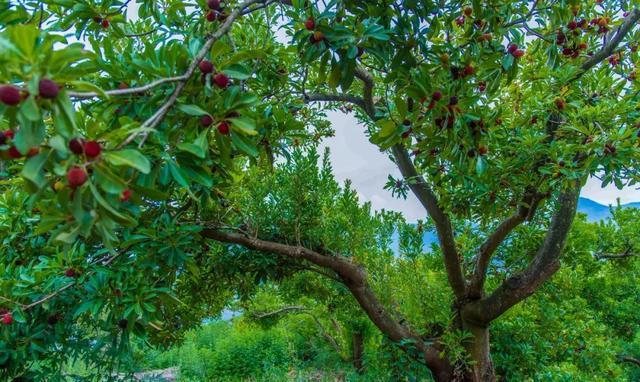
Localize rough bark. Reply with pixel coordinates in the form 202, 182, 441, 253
464, 324, 496, 382
352, 332, 365, 374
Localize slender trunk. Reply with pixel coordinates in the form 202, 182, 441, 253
464, 324, 496, 382
352, 332, 364, 373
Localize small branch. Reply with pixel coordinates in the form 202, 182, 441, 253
354, 66, 376, 118
618, 355, 640, 367
305, 93, 367, 111
123, 29, 157, 38
504, 0, 541, 27
253, 305, 308, 319
594, 251, 639, 260
23, 282, 75, 311
68, 75, 186, 99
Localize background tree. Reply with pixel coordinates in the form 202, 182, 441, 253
1, 1, 640, 381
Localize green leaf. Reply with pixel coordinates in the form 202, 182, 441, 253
89, 182, 137, 227
104, 149, 151, 174
222, 64, 252, 80
476, 156, 487, 175
231, 132, 258, 157
502, 54, 514, 71
22, 151, 49, 189
69, 81, 109, 99
177, 104, 209, 116
230, 117, 258, 135
177, 142, 205, 158
377, 120, 396, 138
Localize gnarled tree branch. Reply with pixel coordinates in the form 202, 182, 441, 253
463, 183, 581, 325
200, 227, 450, 376
468, 189, 544, 298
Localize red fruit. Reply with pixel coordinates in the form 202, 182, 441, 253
39, 78, 60, 99
562, 47, 573, 56
200, 115, 213, 126
217, 11, 228, 21
463, 64, 474, 76
217, 121, 230, 135
213, 73, 229, 88
0, 85, 21, 106
65, 268, 76, 278
83, 140, 101, 158
120, 189, 132, 202
199, 60, 214, 74
8, 146, 22, 159
530, 116, 538, 124
1, 313, 13, 325
456, 16, 465, 26
507, 43, 518, 53
305, 17, 315, 30
577, 19, 587, 28
513, 49, 525, 58
207, 0, 221, 10
68, 138, 85, 155
477, 81, 486, 92
463, 7, 472, 17
101, 19, 109, 28
118, 82, 129, 90
556, 30, 566, 45
401, 128, 413, 139
578, 42, 587, 50
4, 130, 14, 139
432, 91, 442, 101
554, 98, 565, 110
27, 147, 39, 157
449, 96, 458, 105
567, 21, 577, 30
206, 11, 216, 22
478, 145, 488, 155
67, 167, 87, 188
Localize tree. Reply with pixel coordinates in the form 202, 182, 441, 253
1, 1, 640, 381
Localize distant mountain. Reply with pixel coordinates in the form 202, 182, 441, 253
577, 197, 640, 221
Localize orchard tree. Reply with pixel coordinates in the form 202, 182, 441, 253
1, 0, 640, 381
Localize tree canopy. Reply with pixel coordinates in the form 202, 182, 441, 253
1, 0, 640, 381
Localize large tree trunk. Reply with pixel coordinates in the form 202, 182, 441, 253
352, 332, 364, 373
464, 324, 496, 382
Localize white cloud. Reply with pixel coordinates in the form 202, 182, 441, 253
320, 111, 640, 221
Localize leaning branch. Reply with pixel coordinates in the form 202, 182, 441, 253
391, 145, 466, 300
200, 227, 448, 372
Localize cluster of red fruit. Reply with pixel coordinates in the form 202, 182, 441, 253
0, 129, 38, 160
305, 17, 325, 44
204, 0, 228, 23
555, 14, 614, 59
92, 16, 110, 29
0, 78, 60, 107
455, 6, 474, 26
198, 59, 230, 89
506, 44, 525, 58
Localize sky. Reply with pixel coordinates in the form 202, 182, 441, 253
320, 111, 640, 222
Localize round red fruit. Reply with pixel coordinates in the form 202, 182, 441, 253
39, 78, 60, 99
102, 19, 110, 28
463, 7, 472, 17
1, 312, 13, 325
213, 73, 230, 88
199, 60, 214, 74
200, 115, 213, 127
8, 146, 22, 159
513, 49, 525, 58
68, 138, 85, 155
83, 140, 101, 158
0, 85, 21, 106
432, 91, 442, 101
507, 43, 518, 54
217, 121, 230, 135
207, 0, 221, 10
206, 11, 216, 22
65, 268, 76, 278
305, 17, 315, 30
120, 189, 132, 202
67, 167, 87, 188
